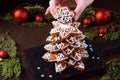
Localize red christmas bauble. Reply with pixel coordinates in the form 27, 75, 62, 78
99, 27, 108, 36
83, 17, 92, 26
95, 9, 111, 25
35, 15, 44, 22
13, 7, 30, 24
0, 50, 8, 59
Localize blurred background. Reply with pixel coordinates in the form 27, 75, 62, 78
0, 0, 120, 14
0, 0, 120, 80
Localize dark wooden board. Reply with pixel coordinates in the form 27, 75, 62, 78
24, 38, 120, 80
24, 39, 106, 80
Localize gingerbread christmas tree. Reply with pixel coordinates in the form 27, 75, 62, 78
42, 6, 89, 73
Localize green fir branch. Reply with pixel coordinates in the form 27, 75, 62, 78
1, 13, 13, 21
0, 33, 17, 57
79, 6, 96, 21
79, 6, 120, 41
0, 4, 54, 27
0, 58, 21, 80
44, 14, 54, 21
0, 33, 21, 80
21, 21, 47, 27
24, 4, 54, 21
102, 26, 120, 40
83, 27, 98, 40
24, 4, 45, 18
100, 59, 120, 80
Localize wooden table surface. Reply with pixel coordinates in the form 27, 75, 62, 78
0, 0, 120, 80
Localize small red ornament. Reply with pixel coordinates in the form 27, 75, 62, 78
99, 27, 108, 36
13, 7, 30, 24
95, 9, 111, 25
83, 17, 92, 27
0, 50, 9, 59
35, 15, 44, 22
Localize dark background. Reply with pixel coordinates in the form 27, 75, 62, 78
0, 0, 120, 13
0, 0, 120, 80
0, 0, 49, 14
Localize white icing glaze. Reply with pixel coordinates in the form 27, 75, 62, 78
81, 50, 89, 58
56, 53, 68, 62
71, 52, 82, 61
52, 21, 59, 27
63, 47, 74, 55
55, 37, 60, 42
46, 36, 53, 42
42, 52, 57, 62
56, 43, 64, 49
74, 62, 85, 70
44, 44, 59, 52
55, 62, 66, 73
64, 48, 71, 55
76, 34, 85, 40
50, 28, 59, 34
71, 40, 82, 48
67, 59, 76, 66
42, 52, 50, 60
69, 36, 76, 44
81, 42, 88, 48
56, 6, 74, 23
46, 36, 61, 43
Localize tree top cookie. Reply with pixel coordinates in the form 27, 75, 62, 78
56, 5, 75, 24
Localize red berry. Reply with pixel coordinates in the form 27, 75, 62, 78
35, 15, 44, 22
0, 50, 8, 59
83, 17, 92, 26
13, 7, 29, 24
99, 27, 108, 36
95, 9, 111, 25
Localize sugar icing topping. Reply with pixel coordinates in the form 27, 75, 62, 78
42, 52, 50, 60
71, 52, 82, 61
67, 59, 76, 66
56, 6, 74, 23
55, 62, 66, 73
74, 62, 85, 70
44, 44, 59, 52
56, 53, 68, 62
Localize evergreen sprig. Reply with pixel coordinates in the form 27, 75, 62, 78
0, 58, 21, 80
102, 26, 120, 40
100, 59, 120, 80
23, 4, 54, 21
0, 33, 17, 57
0, 13, 13, 22
24, 4, 45, 19
0, 33, 21, 80
0, 4, 54, 28
78, 6, 96, 21
22, 4, 54, 27
83, 27, 99, 40
21, 21, 47, 27
80, 6, 120, 41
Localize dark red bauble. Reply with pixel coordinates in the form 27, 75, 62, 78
35, 15, 44, 22
95, 9, 111, 25
13, 7, 29, 24
83, 17, 92, 26
99, 27, 108, 36
0, 50, 9, 59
